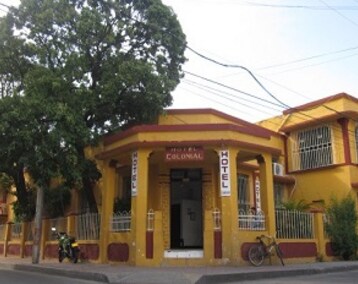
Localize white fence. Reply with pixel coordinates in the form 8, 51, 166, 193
238, 209, 266, 231
11, 223, 22, 240
111, 211, 131, 232
276, 209, 314, 239
75, 213, 101, 240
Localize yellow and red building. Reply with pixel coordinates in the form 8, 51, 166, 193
1, 92, 358, 266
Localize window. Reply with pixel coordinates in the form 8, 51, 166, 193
293, 125, 333, 170
238, 174, 250, 211
114, 176, 131, 213
274, 183, 284, 208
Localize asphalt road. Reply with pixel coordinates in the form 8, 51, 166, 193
237, 269, 358, 283
0, 268, 103, 284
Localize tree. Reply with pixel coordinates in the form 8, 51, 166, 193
0, 0, 186, 213
325, 196, 358, 260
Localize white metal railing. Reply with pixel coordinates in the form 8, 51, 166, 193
75, 213, 101, 240
111, 211, 131, 232
276, 209, 314, 239
212, 208, 221, 231
11, 222, 22, 240
238, 209, 266, 231
147, 209, 154, 232
0, 224, 5, 241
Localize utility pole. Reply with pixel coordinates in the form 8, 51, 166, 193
32, 185, 44, 264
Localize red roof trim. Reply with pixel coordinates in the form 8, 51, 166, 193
96, 139, 282, 160
280, 111, 358, 133
283, 93, 358, 115
166, 108, 279, 136
103, 123, 275, 146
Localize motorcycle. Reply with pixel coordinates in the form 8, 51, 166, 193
51, 227, 80, 263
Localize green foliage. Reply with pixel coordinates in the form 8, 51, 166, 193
325, 196, 358, 260
43, 185, 72, 218
281, 199, 311, 211
12, 187, 36, 222
0, 0, 186, 214
0, 173, 12, 192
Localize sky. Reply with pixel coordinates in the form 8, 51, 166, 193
1, 0, 358, 123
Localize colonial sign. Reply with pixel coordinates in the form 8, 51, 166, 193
131, 151, 138, 197
165, 146, 204, 162
219, 150, 231, 196
254, 177, 261, 212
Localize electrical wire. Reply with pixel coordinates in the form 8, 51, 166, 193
242, 0, 358, 10
187, 46, 290, 109
183, 79, 280, 116
319, 0, 358, 29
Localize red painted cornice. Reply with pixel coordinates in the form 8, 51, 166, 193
280, 111, 358, 133
96, 139, 282, 160
103, 123, 276, 146
283, 93, 358, 115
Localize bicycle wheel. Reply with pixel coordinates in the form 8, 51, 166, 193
275, 244, 285, 266
248, 244, 265, 266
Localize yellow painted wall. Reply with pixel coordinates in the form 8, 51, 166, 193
289, 166, 353, 206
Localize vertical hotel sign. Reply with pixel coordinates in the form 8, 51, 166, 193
131, 151, 138, 197
219, 150, 231, 196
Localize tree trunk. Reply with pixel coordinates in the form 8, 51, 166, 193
82, 176, 98, 213
32, 186, 44, 264
13, 166, 28, 207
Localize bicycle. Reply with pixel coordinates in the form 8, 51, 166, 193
248, 234, 284, 266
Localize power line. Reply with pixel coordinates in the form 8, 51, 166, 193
257, 45, 358, 71
242, 0, 358, 10
186, 46, 290, 109
184, 70, 287, 109
319, 0, 358, 29
183, 78, 282, 113
182, 69, 358, 146
266, 51, 358, 76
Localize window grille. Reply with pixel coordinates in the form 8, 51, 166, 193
292, 125, 333, 170
238, 174, 250, 211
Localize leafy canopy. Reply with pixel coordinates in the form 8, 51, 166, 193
0, 0, 186, 217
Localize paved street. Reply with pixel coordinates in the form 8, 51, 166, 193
2, 256, 358, 284
0, 267, 103, 284
237, 270, 358, 283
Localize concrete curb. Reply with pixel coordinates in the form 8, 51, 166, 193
197, 263, 358, 283
1, 263, 110, 283
2, 261, 358, 284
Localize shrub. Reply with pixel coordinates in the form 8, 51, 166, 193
325, 196, 358, 260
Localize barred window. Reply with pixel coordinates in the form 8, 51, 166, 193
238, 174, 250, 210
294, 125, 333, 170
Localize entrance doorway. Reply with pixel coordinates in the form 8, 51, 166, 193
170, 168, 203, 249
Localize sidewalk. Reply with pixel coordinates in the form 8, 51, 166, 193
1, 257, 358, 283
